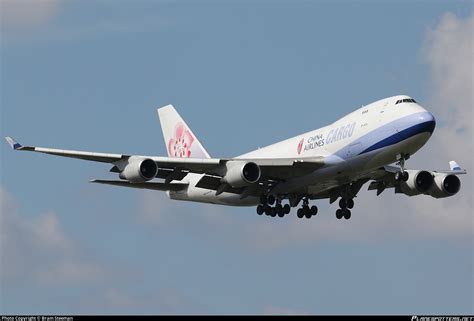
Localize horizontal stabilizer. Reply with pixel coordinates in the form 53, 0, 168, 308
90, 179, 188, 191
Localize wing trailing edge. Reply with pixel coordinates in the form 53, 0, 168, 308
90, 179, 188, 191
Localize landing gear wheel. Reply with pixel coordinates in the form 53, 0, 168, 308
336, 209, 343, 219
395, 171, 402, 181
283, 204, 291, 215
256, 205, 264, 215
343, 209, 351, 220
303, 206, 311, 219
402, 171, 409, 182
396, 153, 410, 181
270, 208, 277, 217
265, 206, 272, 216
275, 204, 283, 214
297, 208, 304, 218
260, 195, 268, 204
267, 195, 276, 205
339, 198, 347, 209
395, 171, 409, 182
310, 205, 318, 216
346, 199, 354, 209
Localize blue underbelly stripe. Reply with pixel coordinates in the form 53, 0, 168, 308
358, 120, 436, 155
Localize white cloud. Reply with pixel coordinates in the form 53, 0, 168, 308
423, 12, 473, 129
0, 186, 104, 286
407, 11, 473, 235
417, 12, 473, 173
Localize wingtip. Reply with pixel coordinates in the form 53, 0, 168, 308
5, 136, 22, 150
449, 160, 462, 171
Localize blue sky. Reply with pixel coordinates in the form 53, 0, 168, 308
1, 0, 473, 315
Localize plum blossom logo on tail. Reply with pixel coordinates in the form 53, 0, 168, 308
297, 138, 304, 155
168, 122, 195, 158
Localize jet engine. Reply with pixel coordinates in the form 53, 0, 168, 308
221, 161, 261, 187
427, 173, 461, 198
119, 157, 158, 183
397, 170, 434, 196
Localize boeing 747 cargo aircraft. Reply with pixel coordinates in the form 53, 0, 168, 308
5, 95, 466, 220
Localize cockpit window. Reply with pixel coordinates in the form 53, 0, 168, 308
395, 98, 416, 104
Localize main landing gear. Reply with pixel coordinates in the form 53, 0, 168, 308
335, 198, 353, 220
256, 195, 318, 219
296, 198, 318, 219
256, 194, 354, 221
256, 195, 290, 218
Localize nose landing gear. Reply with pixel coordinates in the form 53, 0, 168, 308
395, 153, 410, 182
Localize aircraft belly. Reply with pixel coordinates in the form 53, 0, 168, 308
273, 159, 352, 195
274, 132, 431, 196
169, 187, 258, 206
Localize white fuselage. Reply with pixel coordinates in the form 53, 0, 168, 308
168, 95, 436, 206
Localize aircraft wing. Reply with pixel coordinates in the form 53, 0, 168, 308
90, 179, 188, 191
5, 136, 221, 171
5, 137, 325, 182
380, 164, 467, 176
366, 162, 467, 196
5, 136, 125, 163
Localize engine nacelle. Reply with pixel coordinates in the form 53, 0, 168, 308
427, 173, 461, 198
397, 170, 434, 196
119, 157, 158, 183
221, 161, 261, 187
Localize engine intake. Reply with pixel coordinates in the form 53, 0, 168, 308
412, 170, 434, 193
222, 161, 261, 187
428, 173, 461, 198
119, 157, 158, 183
398, 170, 434, 196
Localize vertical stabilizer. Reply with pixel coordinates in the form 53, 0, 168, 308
157, 105, 211, 159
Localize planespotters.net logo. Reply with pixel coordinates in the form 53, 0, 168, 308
411, 317, 473, 321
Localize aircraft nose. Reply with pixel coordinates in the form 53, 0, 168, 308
422, 112, 436, 134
